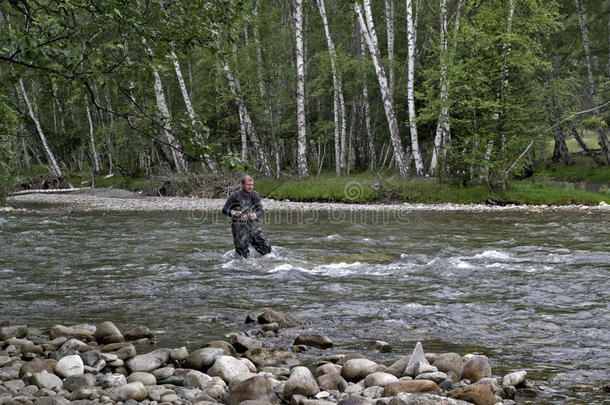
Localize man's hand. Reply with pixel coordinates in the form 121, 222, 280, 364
233, 210, 243, 218
249, 213, 257, 220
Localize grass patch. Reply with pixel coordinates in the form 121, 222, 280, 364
500, 181, 607, 205
532, 158, 610, 183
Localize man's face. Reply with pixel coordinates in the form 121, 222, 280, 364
241, 178, 254, 194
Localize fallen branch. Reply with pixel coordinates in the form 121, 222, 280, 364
9, 187, 91, 196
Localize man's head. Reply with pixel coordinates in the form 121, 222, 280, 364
240, 175, 254, 194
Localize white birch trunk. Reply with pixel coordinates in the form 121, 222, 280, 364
406, 0, 424, 175
385, 0, 395, 91
253, 1, 267, 100
360, 28, 376, 170
18, 79, 63, 179
85, 98, 101, 173
142, 39, 190, 174
171, 47, 217, 172
222, 59, 273, 176
355, 1, 409, 176
317, 0, 347, 175
575, 0, 610, 163
295, 0, 308, 178
429, 0, 462, 175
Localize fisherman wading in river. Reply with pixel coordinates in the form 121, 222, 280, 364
222, 175, 272, 258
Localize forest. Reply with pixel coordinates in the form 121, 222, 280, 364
0, 0, 609, 200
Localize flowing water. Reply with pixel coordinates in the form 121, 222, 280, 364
1, 208, 609, 403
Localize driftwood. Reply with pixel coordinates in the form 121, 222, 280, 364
9, 187, 91, 196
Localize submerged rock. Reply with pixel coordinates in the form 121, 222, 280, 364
294, 334, 334, 349
257, 310, 300, 328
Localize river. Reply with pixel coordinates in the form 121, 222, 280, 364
1, 208, 608, 403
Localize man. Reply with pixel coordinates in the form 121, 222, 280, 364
222, 175, 272, 258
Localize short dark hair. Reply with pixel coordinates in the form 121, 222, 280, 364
240, 175, 253, 185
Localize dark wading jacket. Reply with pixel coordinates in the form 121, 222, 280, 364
221, 190, 264, 223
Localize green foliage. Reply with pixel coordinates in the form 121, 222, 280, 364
0, 95, 19, 203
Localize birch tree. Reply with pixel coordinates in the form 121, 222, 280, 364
429, 0, 463, 175
317, 0, 347, 175
406, 0, 424, 175
355, 0, 410, 176
142, 39, 191, 174
221, 56, 272, 176
85, 97, 101, 173
385, 0, 395, 91
17, 79, 63, 179
360, 29, 376, 170
295, 0, 308, 178
575, 0, 610, 164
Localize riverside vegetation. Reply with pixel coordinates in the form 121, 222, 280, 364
0, 310, 564, 405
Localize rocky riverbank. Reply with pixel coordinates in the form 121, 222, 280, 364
1, 310, 550, 405
6, 190, 610, 213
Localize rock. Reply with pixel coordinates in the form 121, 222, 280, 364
293, 335, 334, 349
124, 326, 153, 341
386, 355, 411, 378
109, 381, 148, 401
55, 355, 84, 377
183, 370, 211, 388
231, 335, 263, 353
414, 362, 437, 376
33, 397, 70, 405
383, 380, 441, 396
415, 372, 448, 384
373, 341, 392, 353
257, 310, 300, 328
186, 347, 224, 370
284, 366, 320, 398
94, 321, 124, 344
432, 353, 463, 380
461, 356, 491, 382
337, 396, 374, 405
316, 363, 342, 376
388, 392, 473, 405
362, 385, 384, 398
151, 366, 175, 380
4, 379, 26, 391
32, 371, 62, 390
127, 372, 156, 386
170, 346, 189, 361
57, 339, 87, 354
96, 373, 127, 388
447, 384, 496, 405
69, 324, 96, 335
364, 372, 398, 388
337, 354, 366, 366
405, 343, 428, 377
226, 375, 279, 405
341, 359, 379, 382
204, 341, 238, 357
502, 371, 526, 387
20, 360, 54, 378
207, 355, 252, 385
62, 373, 96, 392
126, 348, 171, 372
240, 358, 257, 373
317, 373, 347, 392
49, 326, 93, 342
244, 347, 296, 367
78, 351, 101, 367
0, 326, 28, 340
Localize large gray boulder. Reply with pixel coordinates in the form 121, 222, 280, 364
94, 321, 124, 344
341, 359, 379, 382
226, 375, 279, 405
186, 347, 224, 370
461, 355, 491, 382
432, 353, 463, 380
126, 348, 171, 372
207, 355, 252, 385
284, 366, 320, 398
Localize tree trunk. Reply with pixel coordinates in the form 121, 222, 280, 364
385, 0, 395, 91
429, 0, 462, 176
575, 0, 610, 164
85, 97, 101, 173
142, 39, 191, 174
406, 0, 424, 175
17, 79, 63, 179
221, 58, 273, 176
171, 47, 216, 172
295, 0, 308, 178
355, 0, 409, 176
317, 0, 347, 175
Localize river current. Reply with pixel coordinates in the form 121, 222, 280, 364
1, 209, 608, 403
